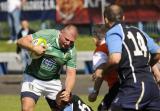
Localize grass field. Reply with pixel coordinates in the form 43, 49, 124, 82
0, 95, 103, 111
0, 35, 95, 52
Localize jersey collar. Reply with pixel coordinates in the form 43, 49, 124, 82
56, 31, 61, 49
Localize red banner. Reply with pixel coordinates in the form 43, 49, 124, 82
56, 0, 102, 24
55, 0, 160, 24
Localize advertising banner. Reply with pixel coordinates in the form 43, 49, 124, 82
56, 0, 106, 24
0, 0, 159, 23
0, 0, 56, 21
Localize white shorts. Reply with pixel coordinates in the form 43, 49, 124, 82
21, 74, 62, 100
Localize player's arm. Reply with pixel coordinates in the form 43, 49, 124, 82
61, 67, 76, 102
152, 64, 160, 83
62, 51, 77, 102
143, 32, 160, 66
93, 64, 104, 91
88, 50, 107, 102
102, 34, 122, 76
143, 32, 160, 83
150, 53, 160, 67
102, 53, 121, 76
17, 34, 34, 51
65, 68, 76, 93
88, 63, 104, 102
17, 34, 46, 56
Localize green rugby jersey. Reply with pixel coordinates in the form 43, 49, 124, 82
25, 29, 77, 80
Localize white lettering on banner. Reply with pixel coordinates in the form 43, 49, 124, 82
95, 0, 102, 7
0, 0, 109, 12
23, 0, 56, 11
0, 0, 56, 12
84, 0, 109, 8
0, 2, 7, 11
23, 1, 44, 10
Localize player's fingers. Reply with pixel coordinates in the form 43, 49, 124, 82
42, 45, 47, 49
92, 74, 96, 81
60, 91, 70, 98
61, 96, 70, 102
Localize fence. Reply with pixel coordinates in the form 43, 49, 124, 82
0, 51, 93, 75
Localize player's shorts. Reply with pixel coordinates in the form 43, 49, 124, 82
110, 81, 160, 111
21, 74, 62, 102
98, 82, 120, 111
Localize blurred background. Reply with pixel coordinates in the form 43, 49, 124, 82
0, 0, 159, 110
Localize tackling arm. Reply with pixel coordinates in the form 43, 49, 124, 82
152, 64, 160, 83
64, 68, 76, 98
150, 53, 160, 67
60, 68, 76, 102
17, 35, 46, 56
17, 34, 34, 51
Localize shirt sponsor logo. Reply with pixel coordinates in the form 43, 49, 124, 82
41, 58, 57, 71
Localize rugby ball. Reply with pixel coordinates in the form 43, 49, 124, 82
30, 38, 47, 59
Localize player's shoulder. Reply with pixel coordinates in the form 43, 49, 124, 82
107, 23, 125, 39
35, 29, 59, 34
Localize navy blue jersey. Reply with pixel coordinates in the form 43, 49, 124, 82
118, 25, 152, 83
59, 95, 93, 111
106, 23, 160, 84
106, 22, 160, 110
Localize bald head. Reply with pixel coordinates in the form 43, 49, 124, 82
62, 25, 78, 40
59, 25, 78, 49
104, 4, 123, 22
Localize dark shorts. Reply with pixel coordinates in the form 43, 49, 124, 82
111, 81, 160, 111
21, 91, 58, 110
98, 82, 120, 111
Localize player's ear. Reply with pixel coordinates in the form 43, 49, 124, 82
104, 18, 109, 25
122, 16, 125, 21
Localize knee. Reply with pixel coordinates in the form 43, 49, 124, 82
21, 106, 34, 111
21, 97, 35, 111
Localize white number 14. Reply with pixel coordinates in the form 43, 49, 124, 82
127, 31, 147, 57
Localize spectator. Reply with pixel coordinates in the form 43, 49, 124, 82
7, 0, 26, 44
16, 20, 35, 70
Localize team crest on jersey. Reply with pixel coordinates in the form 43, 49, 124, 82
40, 58, 57, 71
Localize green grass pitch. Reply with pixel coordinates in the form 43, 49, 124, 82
0, 95, 103, 111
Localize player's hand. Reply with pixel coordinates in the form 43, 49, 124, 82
92, 73, 102, 81
92, 73, 96, 81
60, 90, 71, 102
88, 91, 98, 102
56, 89, 71, 108
32, 45, 47, 56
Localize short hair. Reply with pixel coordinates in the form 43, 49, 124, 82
92, 24, 107, 40
63, 24, 78, 33
104, 4, 123, 22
